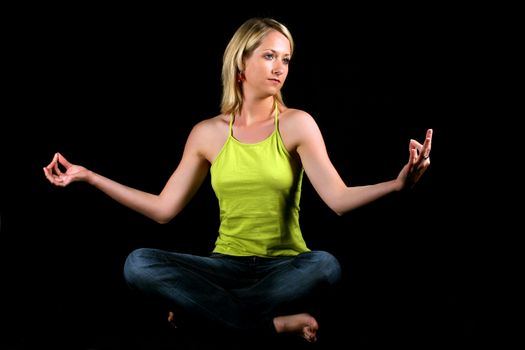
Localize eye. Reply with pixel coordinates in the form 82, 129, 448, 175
264, 53, 274, 60
283, 57, 290, 65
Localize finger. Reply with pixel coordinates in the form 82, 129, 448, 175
409, 139, 424, 162
44, 168, 57, 183
410, 138, 423, 149
43, 165, 58, 181
44, 161, 53, 173
421, 145, 430, 160
57, 153, 73, 169
421, 130, 433, 159
43, 167, 51, 181
408, 143, 417, 164
44, 153, 58, 170
53, 160, 63, 175
43, 167, 63, 186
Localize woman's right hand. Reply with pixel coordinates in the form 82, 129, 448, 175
43, 152, 89, 187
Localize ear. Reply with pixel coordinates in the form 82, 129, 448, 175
238, 70, 245, 82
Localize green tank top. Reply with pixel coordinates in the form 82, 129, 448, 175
210, 107, 310, 257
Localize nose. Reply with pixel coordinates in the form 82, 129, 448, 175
272, 60, 286, 76
272, 66, 284, 76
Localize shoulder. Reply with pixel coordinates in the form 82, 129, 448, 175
188, 114, 229, 140
278, 108, 323, 151
279, 108, 321, 135
279, 107, 314, 121
192, 114, 229, 132
185, 114, 230, 161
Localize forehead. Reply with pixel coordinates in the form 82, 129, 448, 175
256, 30, 291, 54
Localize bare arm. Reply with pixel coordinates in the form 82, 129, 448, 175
293, 113, 432, 215
43, 123, 211, 224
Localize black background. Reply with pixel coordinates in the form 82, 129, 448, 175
2, 3, 502, 349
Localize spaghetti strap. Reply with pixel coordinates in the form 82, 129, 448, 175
274, 101, 279, 129
229, 114, 234, 136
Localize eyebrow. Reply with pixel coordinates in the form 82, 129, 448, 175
261, 49, 291, 56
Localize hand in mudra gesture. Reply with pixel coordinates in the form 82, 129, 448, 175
43, 152, 89, 187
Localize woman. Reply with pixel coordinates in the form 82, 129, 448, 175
43, 17, 432, 343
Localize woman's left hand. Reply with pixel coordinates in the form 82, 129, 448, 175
397, 129, 433, 190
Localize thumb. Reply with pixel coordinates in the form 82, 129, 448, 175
57, 152, 73, 168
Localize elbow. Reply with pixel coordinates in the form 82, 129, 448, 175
151, 209, 177, 225
322, 188, 348, 217
328, 202, 346, 216
155, 212, 176, 224
155, 217, 171, 225
332, 207, 345, 216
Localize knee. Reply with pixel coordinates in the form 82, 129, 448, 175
310, 251, 342, 285
123, 248, 152, 287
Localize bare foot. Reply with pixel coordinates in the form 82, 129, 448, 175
167, 311, 178, 329
273, 313, 319, 342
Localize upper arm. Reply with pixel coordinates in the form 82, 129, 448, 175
293, 113, 347, 210
156, 122, 211, 222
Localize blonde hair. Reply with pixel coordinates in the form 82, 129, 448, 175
221, 17, 294, 116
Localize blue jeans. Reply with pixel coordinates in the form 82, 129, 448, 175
123, 248, 341, 335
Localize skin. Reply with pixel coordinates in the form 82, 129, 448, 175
44, 30, 432, 342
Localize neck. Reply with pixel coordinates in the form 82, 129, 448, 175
237, 97, 275, 126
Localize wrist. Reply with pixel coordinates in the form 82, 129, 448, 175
85, 169, 96, 185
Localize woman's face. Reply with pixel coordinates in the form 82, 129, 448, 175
242, 30, 291, 97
